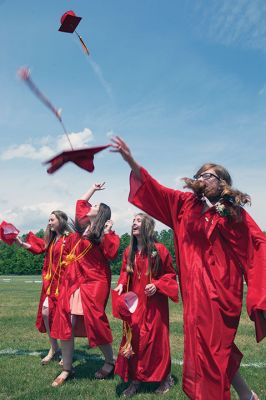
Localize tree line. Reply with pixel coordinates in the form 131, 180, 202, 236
0, 229, 175, 275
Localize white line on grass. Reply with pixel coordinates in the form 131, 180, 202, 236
0, 348, 265, 368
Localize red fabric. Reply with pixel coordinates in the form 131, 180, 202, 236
60, 10, 76, 24
44, 145, 110, 174
115, 243, 178, 382
0, 221, 19, 245
25, 231, 46, 254
51, 201, 120, 346
26, 232, 74, 333
128, 167, 266, 400
75, 199, 91, 225
112, 290, 136, 323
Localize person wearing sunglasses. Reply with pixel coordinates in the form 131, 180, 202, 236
111, 137, 265, 400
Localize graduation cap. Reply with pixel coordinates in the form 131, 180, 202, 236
59, 10, 90, 55
0, 221, 20, 245
112, 290, 138, 324
44, 145, 110, 174
18, 67, 110, 174
112, 290, 138, 358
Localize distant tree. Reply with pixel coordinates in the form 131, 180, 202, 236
111, 232, 130, 275
0, 230, 45, 275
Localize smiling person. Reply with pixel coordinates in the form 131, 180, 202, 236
16, 211, 73, 365
111, 137, 266, 400
114, 213, 178, 397
50, 183, 120, 387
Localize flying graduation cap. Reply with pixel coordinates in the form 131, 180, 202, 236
18, 67, 110, 174
44, 145, 110, 174
59, 10, 90, 56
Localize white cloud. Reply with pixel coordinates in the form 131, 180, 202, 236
0, 128, 94, 161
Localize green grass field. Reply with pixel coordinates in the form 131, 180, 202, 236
0, 276, 265, 400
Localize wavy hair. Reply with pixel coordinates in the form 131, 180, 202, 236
183, 163, 251, 220
75, 203, 111, 245
44, 210, 72, 248
127, 213, 162, 278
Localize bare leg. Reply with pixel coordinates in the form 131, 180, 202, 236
52, 315, 76, 387
41, 306, 60, 364
232, 370, 255, 400
94, 343, 115, 378
98, 343, 114, 372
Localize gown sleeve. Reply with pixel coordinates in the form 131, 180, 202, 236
75, 199, 92, 224
244, 212, 266, 342
219, 210, 266, 342
25, 231, 46, 254
128, 167, 189, 228
151, 243, 179, 303
100, 231, 120, 260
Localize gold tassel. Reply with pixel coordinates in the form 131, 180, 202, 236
55, 288, 59, 297
119, 322, 134, 359
44, 272, 51, 281
46, 286, 51, 295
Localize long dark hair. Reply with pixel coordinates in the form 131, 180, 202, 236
127, 213, 162, 278
44, 210, 72, 248
75, 203, 111, 245
183, 163, 251, 220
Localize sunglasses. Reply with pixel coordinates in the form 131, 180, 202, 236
193, 172, 221, 181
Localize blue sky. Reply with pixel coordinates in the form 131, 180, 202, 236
1, 0, 266, 234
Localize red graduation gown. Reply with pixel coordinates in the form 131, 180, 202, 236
128, 168, 266, 400
115, 243, 178, 382
51, 200, 120, 347
26, 232, 73, 333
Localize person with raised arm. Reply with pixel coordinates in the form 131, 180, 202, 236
111, 136, 265, 400
51, 182, 120, 387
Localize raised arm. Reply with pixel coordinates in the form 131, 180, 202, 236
111, 136, 142, 180
80, 182, 106, 201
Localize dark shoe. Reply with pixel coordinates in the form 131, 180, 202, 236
94, 362, 115, 379
122, 382, 141, 398
51, 369, 75, 387
41, 349, 61, 365
155, 375, 174, 394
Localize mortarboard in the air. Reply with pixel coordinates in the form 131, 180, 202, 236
44, 145, 111, 174
59, 10, 90, 55
59, 10, 82, 33
0, 221, 20, 245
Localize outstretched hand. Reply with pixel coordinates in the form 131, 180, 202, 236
92, 182, 106, 191
110, 136, 142, 179
110, 136, 133, 163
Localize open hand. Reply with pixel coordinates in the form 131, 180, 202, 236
104, 220, 113, 234
92, 182, 106, 191
110, 136, 133, 163
114, 283, 123, 295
